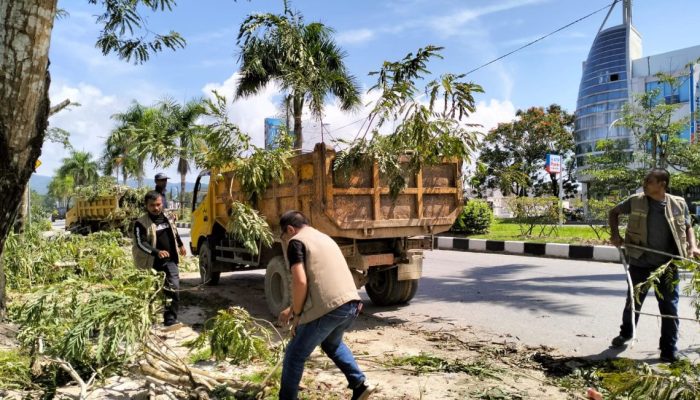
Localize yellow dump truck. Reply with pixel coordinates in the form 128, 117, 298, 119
190, 143, 463, 315
65, 195, 122, 234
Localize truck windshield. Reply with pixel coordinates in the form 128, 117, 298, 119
193, 174, 210, 211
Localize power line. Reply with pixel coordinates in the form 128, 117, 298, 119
464, 0, 620, 76
327, 116, 368, 134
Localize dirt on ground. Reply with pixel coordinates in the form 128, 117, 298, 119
3, 270, 593, 399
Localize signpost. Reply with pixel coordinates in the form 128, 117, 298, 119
545, 154, 564, 226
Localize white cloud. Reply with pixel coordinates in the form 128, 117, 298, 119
336, 29, 376, 45
425, 0, 548, 38
468, 98, 517, 133
201, 73, 282, 147
43, 82, 127, 176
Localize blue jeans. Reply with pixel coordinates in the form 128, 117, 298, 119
619, 265, 679, 354
279, 301, 365, 400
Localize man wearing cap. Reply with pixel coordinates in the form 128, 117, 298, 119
154, 172, 169, 209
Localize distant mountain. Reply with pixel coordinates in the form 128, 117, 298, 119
29, 174, 197, 196
29, 175, 52, 195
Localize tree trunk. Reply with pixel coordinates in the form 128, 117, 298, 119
293, 94, 303, 150
180, 173, 186, 217
0, 0, 58, 319
550, 172, 558, 197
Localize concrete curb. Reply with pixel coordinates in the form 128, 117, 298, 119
175, 222, 191, 229
434, 236, 622, 263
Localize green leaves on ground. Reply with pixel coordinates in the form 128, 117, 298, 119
390, 352, 502, 379
3, 227, 162, 388
185, 307, 275, 364
597, 358, 700, 400
0, 349, 33, 390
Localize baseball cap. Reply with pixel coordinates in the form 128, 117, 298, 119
155, 172, 170, 180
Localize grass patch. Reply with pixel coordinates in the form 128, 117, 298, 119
188, 348, 212, 364
0, 348, 32, 390
467, 219, 616, 244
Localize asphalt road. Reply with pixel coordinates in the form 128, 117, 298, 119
174, 228, 700, 361
381, 250, 700, 362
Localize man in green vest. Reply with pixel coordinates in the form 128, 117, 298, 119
132, 190, 186, 328
608, 168, 700, 362
277, 210, 376, 400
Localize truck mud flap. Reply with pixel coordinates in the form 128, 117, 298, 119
397, 253, 423, 281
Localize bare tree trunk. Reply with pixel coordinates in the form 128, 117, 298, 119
0, 0, 58, 319
180, 173, 186, 217
293, 94, 303, 150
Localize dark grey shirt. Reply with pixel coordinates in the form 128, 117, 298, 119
615, 196, 691, 268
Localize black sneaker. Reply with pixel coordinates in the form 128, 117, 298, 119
610, 335, 632, 348
660, 352, 679, 363
351, 381, 377, 400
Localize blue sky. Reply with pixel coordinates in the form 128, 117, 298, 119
43, 0, 699, 182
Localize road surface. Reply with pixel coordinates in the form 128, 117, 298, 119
180, 228, 700, 361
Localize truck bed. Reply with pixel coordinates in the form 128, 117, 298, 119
216, 143, 462, 239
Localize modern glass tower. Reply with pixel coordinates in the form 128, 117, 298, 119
574, 0, 640, 169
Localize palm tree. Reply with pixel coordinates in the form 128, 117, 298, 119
57, 151, 100, 186
236, 4, 361, 149
48, 175, 74, 209
156, 97, 206, 215
107, 101, 151, 187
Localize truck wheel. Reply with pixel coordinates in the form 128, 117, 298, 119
265, 256, 291, 317
198, 241, 220, 286
396, 279, 419, 303
366, 267, 412, 306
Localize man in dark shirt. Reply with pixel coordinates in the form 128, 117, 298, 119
609, 169, 699, 361
154, 172, 169, 209
133, 191, 186, 327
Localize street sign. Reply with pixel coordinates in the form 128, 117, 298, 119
34, 159, 42, 171
545, 154, 561, 174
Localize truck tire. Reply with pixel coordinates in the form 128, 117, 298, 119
396, 279, 419, 303
265, 256, 291, 317
366, 267, 410, 306
198, 241, 220, 286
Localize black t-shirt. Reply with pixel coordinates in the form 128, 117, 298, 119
286, 239, 306, 268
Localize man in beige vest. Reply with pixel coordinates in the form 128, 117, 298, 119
132, 191, 186, 328
609, 169, 700, 362
277, 211, 375, 400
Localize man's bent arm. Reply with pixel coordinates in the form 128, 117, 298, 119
290, 262, 308, 316
688, 225, 699, 255
609, 208, 621, 238
133, 221, 159, 256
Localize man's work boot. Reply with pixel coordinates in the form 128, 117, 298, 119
351, 381, 377, 400
610, 335, 632, 348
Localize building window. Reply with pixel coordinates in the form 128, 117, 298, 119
610, 73, 619, 82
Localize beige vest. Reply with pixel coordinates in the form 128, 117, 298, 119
132, 213, 179, 270
624, 193, 688, 260
289, 227, 360, 324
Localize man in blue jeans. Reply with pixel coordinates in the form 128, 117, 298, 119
609, 169, 700, 362
277, 210, 376, 400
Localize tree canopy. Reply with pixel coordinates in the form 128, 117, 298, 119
236, 2, 361, 148
471, 104, 576, 198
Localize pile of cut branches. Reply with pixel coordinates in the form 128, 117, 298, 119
2, 227, 279, 399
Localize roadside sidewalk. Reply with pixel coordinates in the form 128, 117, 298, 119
433, 235, 621, 263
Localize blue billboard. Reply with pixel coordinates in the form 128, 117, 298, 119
264, 118, 285, 149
